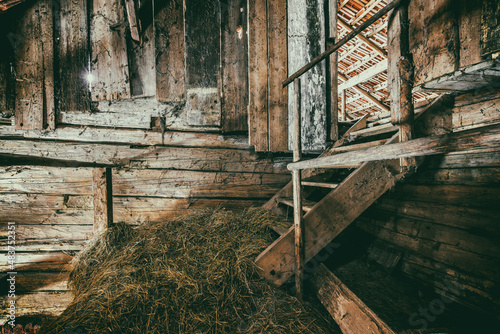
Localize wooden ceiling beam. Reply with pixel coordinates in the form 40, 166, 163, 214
351, 0, 385, 26
340, 72, 389, 112
338, 16, 387, 58
339, 59, 387, 91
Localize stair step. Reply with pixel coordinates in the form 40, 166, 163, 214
271, 226, 289, 236
276, 197, 317, 212
301, 181, 339, 189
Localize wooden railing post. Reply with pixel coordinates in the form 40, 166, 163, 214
292, 78, 304, 299
341, 89, 347, 122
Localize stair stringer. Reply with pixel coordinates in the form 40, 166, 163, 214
255, 156, 408, 286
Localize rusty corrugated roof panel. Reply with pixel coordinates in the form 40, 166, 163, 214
0, 0, 29, 13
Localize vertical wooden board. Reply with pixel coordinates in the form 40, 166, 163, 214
91, 0, 130, 101
287, 0, 327, 152
0, 36, 14, 115
408, 0, 459, 86
55, 0, 91, 112
221, 0, 249, 132
459, 0, 482, 68
14, 1, 45, 130
329, 0, 338, 141
481, 0, 500, 56
155, 0, 186, 102
184, 0, 221, 127
92, 167, 113, 233
40, 0, 55, 130
387, 8, 402, 123
268, 0, 288, 152
127, 11, 156, 97
248, 0, 269, 151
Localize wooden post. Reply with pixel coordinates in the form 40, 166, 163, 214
388, 0, 416, 167
329, 0, 339, 141
92, 167, 113, 233
292, 78, 304, 299
341, 90, 347, 122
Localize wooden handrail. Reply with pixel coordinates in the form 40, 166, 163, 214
287, 124, 500, 171
282, 0, 404, 87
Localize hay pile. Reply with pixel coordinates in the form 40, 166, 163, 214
41, 209, 336, 333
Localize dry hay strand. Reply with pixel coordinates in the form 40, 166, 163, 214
41, 209, 336, 333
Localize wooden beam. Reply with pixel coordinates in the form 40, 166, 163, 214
339, 42, 364, 62
338, 59, 387, 91
351, 0, 385, 26
341, 90, 347, 121
345, 52, 380, 74
330, 0, 339, 141
337, 16, 387, 58
339, 72, 389, 112
310, 264, 396, 334
268, 0, 288, 151
155, 0, 186, 102
124, 0, 140, 42
388, 1, 415, 167
248, 0, 269, 151
292, 79, 304, 299
283, 0, 402, 87
92, 168, 113, 233
288, 124, 500, 170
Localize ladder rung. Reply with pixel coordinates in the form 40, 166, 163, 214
276, 197, 317, 212
301, 181, 339, 189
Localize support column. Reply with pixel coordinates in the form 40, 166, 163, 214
388, 0, 416, 167
93, 167, 113, 233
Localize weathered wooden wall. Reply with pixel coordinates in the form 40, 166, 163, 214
0, 0, 255, 135
287, 0, 327, 152
248, 0, 289, 152
0, 140, 291, 320
409, 0, 498, 88
357, 88, 500, 318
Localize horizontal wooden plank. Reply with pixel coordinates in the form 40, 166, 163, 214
349, 123, 397, 140
409, 167, 500, 185
0, 239, 86, 252
370, 198, 500, 235
385, 183, 500, 209
453, 94, 500, 131
0, 140, 289, 173
0, 252, 73, 272
357, 219, 500, 279
0, 272, 70, 292
113, 169, 291, 198
402, 253, 496, 296
0, 291, 73, 318
0, 125, 249, 149
361, 213, 500, 259
114, 197, 266, 223
0, 167, 92, 195
454, 87, 500, 107
422, 151, 500, 169
0, 223, 92, 240
289, 125, 500, 170
400, 259, 500, 317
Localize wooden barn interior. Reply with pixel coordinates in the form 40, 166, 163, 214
0, 0, 499, 332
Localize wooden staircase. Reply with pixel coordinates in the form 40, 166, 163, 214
256, 131, 408, 286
